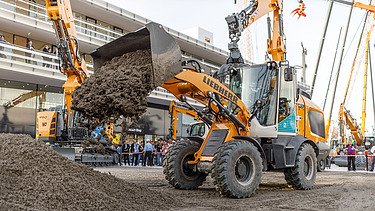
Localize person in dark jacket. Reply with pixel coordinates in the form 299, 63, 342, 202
347, 142, 356, 171
25, 39, 35, 64
122, 141, 130, 166
42, 45, 51, 67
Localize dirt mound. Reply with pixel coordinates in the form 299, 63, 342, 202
72, 50, 153, 121
0, 134, 180, 211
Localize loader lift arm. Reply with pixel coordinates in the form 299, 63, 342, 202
162, 69, 252, 138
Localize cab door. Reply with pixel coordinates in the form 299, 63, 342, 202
277, 65, 297, 134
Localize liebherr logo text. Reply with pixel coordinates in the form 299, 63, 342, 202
203, 76, 238, 103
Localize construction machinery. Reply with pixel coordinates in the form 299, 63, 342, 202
37, 0, 89, 143
36, 0, 117, 165
168, 100, 210, 140
1, 91, 46, 135
322, 1, 375, 147
91, 0, 329, 198
296, 0, 375, 170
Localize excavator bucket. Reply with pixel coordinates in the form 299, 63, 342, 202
91, 22, 182, 86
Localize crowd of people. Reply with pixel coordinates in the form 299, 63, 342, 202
329, 141, 375, 172
116, 138, 173, 167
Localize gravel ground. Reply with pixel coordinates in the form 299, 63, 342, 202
0, 134, 182, 211
1, 133, 373, 210
96, 165, 375, 211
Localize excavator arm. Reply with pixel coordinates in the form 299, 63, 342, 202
339, 104, 363, 145
3, 91, 45, 108
227, 0, 290, 63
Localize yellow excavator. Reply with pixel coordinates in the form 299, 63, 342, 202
36, 0, 89, 143
322, 1, 375, 146
168, 100, 210, 140
339, 1, 375, 146
36, 0, 117, 165
91, 0, 329, 198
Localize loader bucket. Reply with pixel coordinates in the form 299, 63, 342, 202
91, 22, 182, 86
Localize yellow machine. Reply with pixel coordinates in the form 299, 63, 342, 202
168, 100, 211, 140
2, 91, 46, 137
36, 0, 89, 142
92, 0, 329, 198
37, 0, 115, 143
36, 0, 117, 165
326, 1, 375, 146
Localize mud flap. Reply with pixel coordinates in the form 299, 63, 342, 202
91, 22, 182, 87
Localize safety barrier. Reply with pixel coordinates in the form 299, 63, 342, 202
329, 154, 374, 171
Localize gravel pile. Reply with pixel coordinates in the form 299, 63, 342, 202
0, 134, 180, 211
72, 50, 153, 122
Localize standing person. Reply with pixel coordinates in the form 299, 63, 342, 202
347, 142, 356, 171
116, 145, 122, 166
42, 45, 51, 67
0, 33, 7, 58
155, 139, 163, 166
143, 140, 155, 166
370, 144, 375, 172
130, 140, 140, 166
25, 39, 35, 64
139, 140, 144, 166
122, 140, 130, 166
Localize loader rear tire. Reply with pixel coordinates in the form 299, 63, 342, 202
283, 143, 317, 190
317, 158, 326, 172
212, 140, 262, 198
163, 139, 206, 189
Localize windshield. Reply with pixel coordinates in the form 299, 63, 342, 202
230, 64, 278, 126
189, 122, 205, 137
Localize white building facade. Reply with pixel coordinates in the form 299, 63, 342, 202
0, 0, 229, 140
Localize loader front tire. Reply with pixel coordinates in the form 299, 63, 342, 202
212, 140, 262, 198
163, 139, 206, 189
283, 143, 317, 190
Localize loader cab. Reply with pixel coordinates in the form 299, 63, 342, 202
222, 61, 297, 138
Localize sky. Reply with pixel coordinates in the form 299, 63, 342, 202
105, 0, 375, 134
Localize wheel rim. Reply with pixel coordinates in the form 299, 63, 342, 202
235, 155, 255, 186
181, 153, 197, 178
319, 159, 324, 169
303, 155, 313, 180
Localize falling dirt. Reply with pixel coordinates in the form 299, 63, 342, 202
0, 134, 182, 211
72, 50, 154, 122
